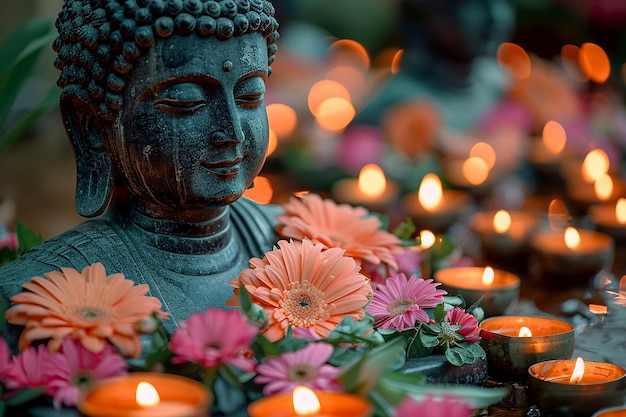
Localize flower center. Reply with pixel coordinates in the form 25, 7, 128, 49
389, 298, 414, 316
280, 281, 326, 328
440, 322, 458, 343
71, 370, 95, 390
81, 308, 103, 319
288, 364, 316, 382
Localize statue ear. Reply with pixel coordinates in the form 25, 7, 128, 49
60, 87, 113, 218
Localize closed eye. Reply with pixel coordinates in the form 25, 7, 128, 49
236, 93, 264, 108
154, 99, 207, 113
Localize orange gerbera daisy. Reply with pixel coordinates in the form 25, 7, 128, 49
276, 193, 402, 269
228, 239, 372, 342
6, 263, 168, 358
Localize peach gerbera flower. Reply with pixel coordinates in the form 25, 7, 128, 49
276, 193, 402, 269
6, 263, 168, 358
228, 239, 372, 342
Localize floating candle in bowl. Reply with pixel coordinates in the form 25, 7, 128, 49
331, 163, 400, 210
248, 385, 372, 417
589, 198, 626, 241
529, 226, 614, 286
527, 357, 626, 417
402, 173, 471, 232
469, 209, 541, 259
78, 372, 211, 417
479, 316, 575, 381
434, 266, 520, 317
593, 406, 626, 417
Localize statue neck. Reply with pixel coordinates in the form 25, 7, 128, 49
128, 201, 233, 255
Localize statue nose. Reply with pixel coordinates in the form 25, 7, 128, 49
211, 130, 244, 144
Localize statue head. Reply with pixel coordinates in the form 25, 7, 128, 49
53, 0, 279, 217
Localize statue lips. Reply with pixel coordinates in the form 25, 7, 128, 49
201, 157, 243, 178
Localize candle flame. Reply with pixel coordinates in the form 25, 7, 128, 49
419, 230, 436, 250
481, 266, 495, 286
569, 357, 585, 384
493, 210, 512, 234
594, 173, 613, 200
136, 382, 160, 407
616, 198, 626, 224
418, 173, 443, 212
358, 164, 386, 198
462, 156, 490, 185
542, 121, 567, 155
518, 326, 532, 337
564, 226, 581, 250
582, 149, 609, 183
293, 386, 321, 415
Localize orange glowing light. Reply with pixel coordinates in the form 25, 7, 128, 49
564, 227, 581, 250
616, 198, 626, 224
569, 357, 585, 384
358, 164, 386, 198
325, 65, 366, 96
579, 42, 611, 84
419, 230, 436, 250
462, 156, 489, 185
518, 326, 532, 337
548, 199, 572, 230
469, 142, 496, 170
307, 80, 351, 115
594, 173, 613, 200
542, 121, 567, 155
589, 304, 608, 315
136, 382, 160, 407
243, 175, 273, 204
391, 49, 404, 74
266, 103, 297, 139
418, 173, 443, 212
293, 190, 310, 198
293, 386, 321, 416
481, 266, 495, 286
314, 97, 355, 132
326, 39, 370, 73
493, 210, 512, 234
561, 44, 588, 82
582, 149, 610, 183
266, 129, 278, 157
496, 42, 531, 80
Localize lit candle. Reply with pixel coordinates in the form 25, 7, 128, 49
331, 164, 400, 210
589, 198, 626, 241
248, 386, 372, 417
530, 120, 567, 165
418, 230, 436, 279
479, 316, 575, 381
434, 266, 520, 317
469, 209, 541, 259
402, 173, 471, 232
527, 358, 626, 417
529, 226, 614, 286
77, 373, 210, 417
592, 406, 626, 417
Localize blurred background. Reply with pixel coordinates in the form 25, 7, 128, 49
1, 0, 626, 240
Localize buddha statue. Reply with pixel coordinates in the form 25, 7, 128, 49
0, 0, 281, 342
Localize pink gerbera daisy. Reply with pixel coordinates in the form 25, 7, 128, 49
0, 338, 13, 383
394, 394, 474, 417
367, 273, 447, 332
228, 239, 372, 342
276, 193, 402, 269
169, 308, 259, 372
4, 344, 51, 390
255, 342, 342, 396
444, 308, 481, 343
45, 338, 128, 408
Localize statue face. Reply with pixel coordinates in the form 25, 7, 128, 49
111, 32, 269, 209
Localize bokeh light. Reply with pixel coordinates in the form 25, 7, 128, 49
496, 42, 531, 80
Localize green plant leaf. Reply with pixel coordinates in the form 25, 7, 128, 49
15, 221, 42, 255
418, 331, 440, 348
3, 386, 45, 407
433, 303, 446, 323
445, 347, 464, 366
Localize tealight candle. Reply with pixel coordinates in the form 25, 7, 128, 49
402, 173, 472, 232
479, 316, 575, 381
248, 386, 372, 417
593, 406, 626, 417
331, 163, 400, 211
78, 373, 211, 417
589, 198, 626, 241
528, 358, 626, 417
529, 226, 614, 286
469, 209, 541, 259
433, 266, 520, 317
567, 173, 625, 213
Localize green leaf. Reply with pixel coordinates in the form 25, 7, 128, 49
15, 221, 42, 255
393, 217, 416, 241
466, 342, 487, 360
447, 346, 476, 366
4, 386, 45, 407
418, 331, 440, 348
445, 347, 464, 367
406, 331, 433, 358
433, 303, 446, 323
